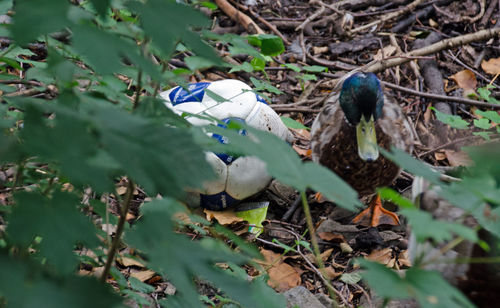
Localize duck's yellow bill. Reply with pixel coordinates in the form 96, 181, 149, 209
356, 115, 379, 161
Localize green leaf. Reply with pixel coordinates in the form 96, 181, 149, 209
431, 107, 469, 129
90, 199, 118, 225
358, 259, 410, 298
0, 0, 12, 15
340, 272, 362, 284
282, 63, 301, 72
129, 277, 155, 293
71, 24, 162, 80
229, 62, 254, 73
297, 74, 317, 82
477, 86, 500, 104
90, 105, 215, 197
7, 191, 99, 274
20, 100, 115, 192
128, 0, 221, 65
185, 56, 218, 71
0, 56, 22, 70
250, 77, 283, 94
199, 1, 218, 10
250, 57, 266, 72
126, 198, 286, 308
473, 118, 491, 129
255, 34, 284, 56
110, 267, 128, 290
11, 0, 70, 45
88, 0, 111, 17
405, 267, 475, 308
0, 253, 123, 308
401, 208, 477, 243
134, 96, 190, 128
359, 259, 475, 308
205, 89, 230, 103
380, 147, 441, 185
280, 117, 310, 130
472, 131, 491, 140
475, 110, 500, 124
378, 187, 415, 209
302, 65, 327, 73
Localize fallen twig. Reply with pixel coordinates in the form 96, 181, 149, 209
272, 107, 321, 113
349, 0, 425, 34
363, 27, 500, 73
214, 0, 264, 34
5, 88, 43, 97
295, 0, 326, 31
248, 7, 290, 45
381, 81, 500, 110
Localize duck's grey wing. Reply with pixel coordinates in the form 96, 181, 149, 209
310, 94, 344, 163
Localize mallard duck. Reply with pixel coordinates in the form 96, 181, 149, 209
311, 72, 414, 226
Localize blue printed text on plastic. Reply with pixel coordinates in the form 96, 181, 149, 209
255, 94, 268, 105
200, 191, 239, 210
211, 118, 246, 165
169, 82, 210, 105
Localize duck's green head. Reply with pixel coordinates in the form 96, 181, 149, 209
339, 72, 384, 162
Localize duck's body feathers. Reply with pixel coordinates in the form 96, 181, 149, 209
311, 93, 414, 196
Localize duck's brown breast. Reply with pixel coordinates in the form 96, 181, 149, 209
318, 122, 400, 196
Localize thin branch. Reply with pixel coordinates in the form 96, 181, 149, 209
271, 106, 321, 113
248, 7, 290, 45
381, 81, 500, 110
100, 179, 135, 282
363, 27, 500, 74
300, 191, 340, 307
214, 0, 264, 34
349, 0, 425, 34
295, 1, 326, 31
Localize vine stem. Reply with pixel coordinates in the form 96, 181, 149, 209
100, 179, 135, 282
300, 191, 341, 307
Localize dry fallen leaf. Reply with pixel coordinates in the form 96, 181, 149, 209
289, 128, 310, 140
204, 209, 244, 225
444, 150, 472, 166
434, 151, 446, 161
449, 69, 477, 96
481, 57, 500, 75
258, 249, 301, 292
130, 269, 156, 282
292, 145, 310, 157
318, 232, 346, 242
323, 266, 341, 279
313, 46, 329, 55
117, 256, 145, 268
397, 250, 412, 268
366, 247, 393, 266
373, 45, 397, 61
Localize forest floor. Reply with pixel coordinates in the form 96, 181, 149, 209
2, 0, 500, 307
179, 1, 499, 307
120, 0, 500, 307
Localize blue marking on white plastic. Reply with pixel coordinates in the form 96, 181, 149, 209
200, 191, 239, 210
211, 118, 246, 165
255, 93, 268, 105
169, 82, 210, 105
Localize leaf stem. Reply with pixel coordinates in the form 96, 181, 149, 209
300, 191, 340, 307
100, 179, 135, 282
132, 69, 143, 111
11, 161, 25, 193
